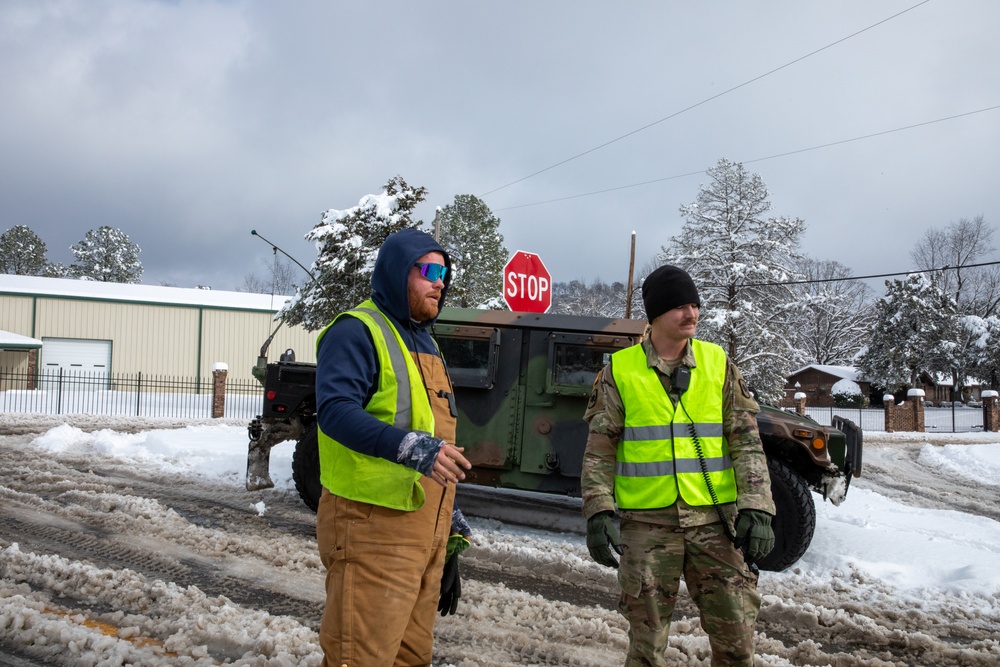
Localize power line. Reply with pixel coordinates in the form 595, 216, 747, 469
494, 104, 1000, 212
742, 106, 1000, 167
479, 0, 933, 198
714, 259, 1000, 289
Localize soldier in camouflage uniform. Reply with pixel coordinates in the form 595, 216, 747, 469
581, 265, 776, 667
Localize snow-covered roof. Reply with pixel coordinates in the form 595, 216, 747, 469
0, 329, 42, 349
789, 364, 862, 382
0, 275, 293, 313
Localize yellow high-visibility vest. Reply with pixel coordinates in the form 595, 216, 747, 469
316, 299, 435, 511
611, 339, 736, 509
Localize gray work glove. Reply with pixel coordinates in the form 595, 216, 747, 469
451, 506, 472, 538
396, 431, 444, 476
586, 511, 623, 569
734, 509, 775, 564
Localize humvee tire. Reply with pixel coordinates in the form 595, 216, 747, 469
292, 423, 322, 512
757, 458, 816, 571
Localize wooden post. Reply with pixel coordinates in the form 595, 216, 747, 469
625, 231, 636, 319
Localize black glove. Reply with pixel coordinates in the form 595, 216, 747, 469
734, 509, 775, 563
586, 511, 623, 568
438, 551, 461, 616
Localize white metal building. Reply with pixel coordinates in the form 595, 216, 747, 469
0, 275, 317, 384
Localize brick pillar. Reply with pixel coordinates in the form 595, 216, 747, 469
983, 390, 1000, 432
906, 388, 926, 433
212, 363, 229, 418
27, 348, 38, 390
883, 394, 896, 433
793, 391, 806, 416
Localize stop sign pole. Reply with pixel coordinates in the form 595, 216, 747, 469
503, 250, 552, 313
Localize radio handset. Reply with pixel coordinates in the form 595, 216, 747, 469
670, 366, 690, 395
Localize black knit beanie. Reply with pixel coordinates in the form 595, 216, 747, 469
642, 265, 700, 322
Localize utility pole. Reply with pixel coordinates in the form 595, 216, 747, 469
625, 231, 636, 319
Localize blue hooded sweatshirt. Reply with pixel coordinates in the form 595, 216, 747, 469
315, 228, 452, 461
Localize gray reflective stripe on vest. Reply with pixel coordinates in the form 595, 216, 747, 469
616, 453, 733, 477
623, 422, 724, 441
355, 307, 412, 430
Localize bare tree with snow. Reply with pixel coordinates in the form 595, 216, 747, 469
435, 195, 507, 309
70, 226, 143, 284
910, 215, 1000, 318
551, 278, 630, 318
658, 158, 806, 402
792, 258, 875, 365
240, 254, 299, 296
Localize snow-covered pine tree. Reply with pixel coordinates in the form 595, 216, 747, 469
70, 226, 143, 283
658, 158, 806, 402
281, 176, 427, 331
856, 273, 958, 392
435, 194, 507, 309
960, 314, 1000, 390
952, 314, 997, 397
0, 225, 48, 276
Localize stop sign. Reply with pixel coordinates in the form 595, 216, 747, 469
503, 250, 552, 313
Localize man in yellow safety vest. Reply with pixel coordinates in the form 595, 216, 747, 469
581, 264, 775, 667
315, 228, 473, 666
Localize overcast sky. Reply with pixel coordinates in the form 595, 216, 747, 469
2, 1, 998, 293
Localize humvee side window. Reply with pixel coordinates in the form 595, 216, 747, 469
546, 332, 636, 396
553, 345, 607, 386
433, 326, 500, 389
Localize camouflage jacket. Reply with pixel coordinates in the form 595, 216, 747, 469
581, 336, 775, 527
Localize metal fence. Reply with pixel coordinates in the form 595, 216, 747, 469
0, 367, 263, 420
2, 366, 990, 433
802, 405, 986, 433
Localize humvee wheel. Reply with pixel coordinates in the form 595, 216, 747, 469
756, 458, 815, 572
292, 423, 322, 512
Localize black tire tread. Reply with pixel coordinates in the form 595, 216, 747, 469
291, 423, 322, 512
756, 457, 816, 572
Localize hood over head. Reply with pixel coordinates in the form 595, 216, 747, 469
371, 228, 451, 325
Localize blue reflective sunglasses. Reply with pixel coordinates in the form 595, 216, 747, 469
414, 262, 448, 282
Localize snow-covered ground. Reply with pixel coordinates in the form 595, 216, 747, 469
1, 413, 999, 666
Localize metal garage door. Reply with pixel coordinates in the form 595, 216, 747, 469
41, 337, 112, 377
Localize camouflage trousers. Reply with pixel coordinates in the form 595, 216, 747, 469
617, 518, 761, 667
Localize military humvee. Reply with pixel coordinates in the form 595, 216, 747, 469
246, 307, 862, 572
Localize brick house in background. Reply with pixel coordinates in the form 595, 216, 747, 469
916, 371, 982, 405
783, 365, 872, 407
783, 365, 983, 408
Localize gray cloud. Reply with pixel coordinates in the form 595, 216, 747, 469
2, 1, 998, 292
